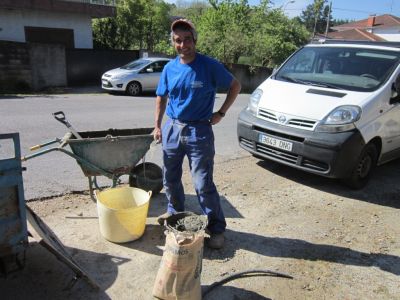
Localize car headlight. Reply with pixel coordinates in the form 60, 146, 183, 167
247, 89, 263, 115
315, 105, 361, 132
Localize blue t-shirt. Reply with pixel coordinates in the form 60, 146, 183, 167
156, 53, 233, 121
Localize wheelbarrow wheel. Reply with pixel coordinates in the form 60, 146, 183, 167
129, 162, 163, 194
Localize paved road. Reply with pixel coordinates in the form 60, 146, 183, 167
1, 89, 250, 200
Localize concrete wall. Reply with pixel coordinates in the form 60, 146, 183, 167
0, 9, 93, 48
0, 41, 270, 92
29, 43, 67, 90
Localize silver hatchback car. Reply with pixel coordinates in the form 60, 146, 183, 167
101, 57, 171, 96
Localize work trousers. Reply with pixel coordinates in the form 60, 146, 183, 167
161, 118, 226, 234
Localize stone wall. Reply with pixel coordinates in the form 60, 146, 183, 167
226, 63, 272, 93
66, 49, 139, 86
0, 41, 32, 92
0, 41, 67, 92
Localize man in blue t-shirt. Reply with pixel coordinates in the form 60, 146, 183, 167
154, 18, 241, 249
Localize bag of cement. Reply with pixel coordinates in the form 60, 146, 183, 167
153, 212, 207, 300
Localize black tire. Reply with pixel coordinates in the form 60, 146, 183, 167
126, 81, 142, 96
129, 162, 163, 194
344, 143, 378, 189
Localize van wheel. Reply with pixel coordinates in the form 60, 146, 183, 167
126, 81, 142, 96
344, 143, 377, 189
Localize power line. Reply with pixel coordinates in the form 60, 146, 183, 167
333, 7, 387, 15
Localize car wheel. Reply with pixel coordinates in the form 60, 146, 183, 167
126, 81, 142, 96
344, 143, 377, 189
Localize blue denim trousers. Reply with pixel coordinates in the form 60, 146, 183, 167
161, 118, 226, 234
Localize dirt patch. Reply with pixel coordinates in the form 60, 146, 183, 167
1, 155, 400, 299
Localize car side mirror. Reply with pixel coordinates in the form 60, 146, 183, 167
146, 68, 154, 73
390, 74, 400, 103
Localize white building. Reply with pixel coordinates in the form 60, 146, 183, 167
0, 0, 116, 49
328, 14, 400, 42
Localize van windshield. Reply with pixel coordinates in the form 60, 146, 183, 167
274, 46, 400, 92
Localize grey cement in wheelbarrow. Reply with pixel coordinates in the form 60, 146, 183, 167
68, 128, 154, 177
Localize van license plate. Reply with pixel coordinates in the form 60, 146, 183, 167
259, 134, 293, 152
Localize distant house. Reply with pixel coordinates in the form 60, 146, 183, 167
326, 14, 400, 42
0, 0, 116, 49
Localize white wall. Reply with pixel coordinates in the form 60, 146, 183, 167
0, 9, 93, 48
373, 27, 400, 42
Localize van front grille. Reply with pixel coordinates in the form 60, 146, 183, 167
258, 109, 277, 121
239, 137, 253, 148
258, 108, 317, 131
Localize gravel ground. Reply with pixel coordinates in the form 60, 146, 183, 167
1, 155, 400, 299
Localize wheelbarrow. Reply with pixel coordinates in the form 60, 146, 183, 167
21, 112, 163, 199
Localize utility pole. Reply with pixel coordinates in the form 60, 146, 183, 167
324, 1, 332, 37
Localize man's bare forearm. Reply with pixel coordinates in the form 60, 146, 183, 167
154, 95, 167, 141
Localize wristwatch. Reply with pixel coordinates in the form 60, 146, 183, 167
217, 110, 226, 117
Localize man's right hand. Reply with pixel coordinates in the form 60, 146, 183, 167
154, 127, 162, 143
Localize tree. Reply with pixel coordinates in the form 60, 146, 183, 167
195, 0, 252, 63
298, 0, 332, 36
92, 0, 172, 50
93, 0, 310, 67
170, 0, 209, 19
250, 9, 309, 67
194, 0, 309, 66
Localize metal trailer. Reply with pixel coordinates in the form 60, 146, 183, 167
0, 133, 28, 273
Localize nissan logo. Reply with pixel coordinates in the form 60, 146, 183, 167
278, 115, 286, 123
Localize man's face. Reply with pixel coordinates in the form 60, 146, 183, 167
172, 29, 196, 60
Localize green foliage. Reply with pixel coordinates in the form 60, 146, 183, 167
299, 0, 332, 35
93, 0, 172, 50
170, 0, 209, 20
195, 0, 309, 67
331, 18, 354, 27
93, 0, 310, 67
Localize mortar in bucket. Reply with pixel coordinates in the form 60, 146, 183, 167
95, 186, 151, 243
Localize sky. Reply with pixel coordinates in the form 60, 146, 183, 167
166, 0, 400, 21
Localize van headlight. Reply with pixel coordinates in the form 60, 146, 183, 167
247, 89, 263, 115
315, 105, 361, 132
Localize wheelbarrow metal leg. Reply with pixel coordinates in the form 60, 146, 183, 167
88, 176, 96, 202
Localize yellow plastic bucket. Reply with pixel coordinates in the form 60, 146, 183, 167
96, 186, 151, 243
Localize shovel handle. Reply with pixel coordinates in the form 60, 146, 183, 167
53, 111, 82, 139
53, 111, 69, 126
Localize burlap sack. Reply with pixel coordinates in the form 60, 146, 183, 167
153, 230, 204, 300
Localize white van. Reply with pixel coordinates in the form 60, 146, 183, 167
237, 40, 400, 189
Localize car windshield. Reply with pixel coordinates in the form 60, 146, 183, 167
121, 59, 150, 70
274, 46, 400, 92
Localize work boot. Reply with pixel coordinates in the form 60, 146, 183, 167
206, 232, 225, 249
157, 212, 173, 226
